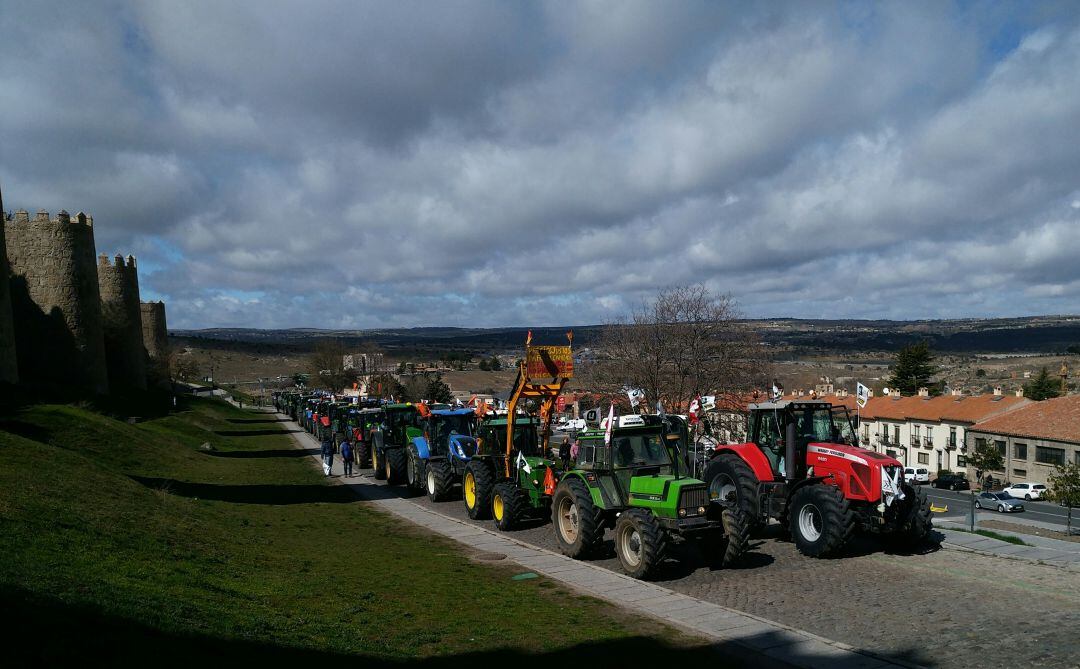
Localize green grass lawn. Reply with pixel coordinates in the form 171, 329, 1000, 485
0, 397, 743, 667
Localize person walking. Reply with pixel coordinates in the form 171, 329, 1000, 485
321, 436, 334, 476
341, 439, 354, 478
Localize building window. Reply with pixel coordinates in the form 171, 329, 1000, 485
913, 425, 920, 439
975, 437, 987, 450
1014, 443, 1027, 460
995, 440, 1006, 456
894, 425, 900, 444
1036, 446, 1065, 466
957, 455, 968, 468
1013, 469, 1026, 477
917, 452, 929, 465
949, 427, 957, 448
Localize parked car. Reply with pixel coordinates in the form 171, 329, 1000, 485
975, 491, 1025, 513
904, 467, 930, 484
1002, 482, 1048, 500
932, 474, 970, 491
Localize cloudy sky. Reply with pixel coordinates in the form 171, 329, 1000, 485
3, 1, 1080, 329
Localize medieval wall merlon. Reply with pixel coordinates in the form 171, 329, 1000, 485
10, 208, 94, 228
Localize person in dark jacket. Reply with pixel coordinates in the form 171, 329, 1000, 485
321, 437, 334, 476
341, 440, 353, 478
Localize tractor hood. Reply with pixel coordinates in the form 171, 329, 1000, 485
628, 474, 703, 500
807, 442, 902, 469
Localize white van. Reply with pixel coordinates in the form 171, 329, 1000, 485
904, 467, 930, 484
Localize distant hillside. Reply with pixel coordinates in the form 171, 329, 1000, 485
172, 315, 1080, 355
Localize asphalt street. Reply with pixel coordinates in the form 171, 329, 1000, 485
921, 485, 1075, 530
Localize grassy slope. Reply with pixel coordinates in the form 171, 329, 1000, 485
0, 398, 729, 667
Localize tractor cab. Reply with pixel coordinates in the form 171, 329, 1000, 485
382, 404, 421, 446
575, 415, 681, 506
422, 409, 479, 460
477, 416, 540, 458
748, 400, 859, 479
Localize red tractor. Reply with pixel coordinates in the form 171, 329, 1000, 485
703, 400, 931, 557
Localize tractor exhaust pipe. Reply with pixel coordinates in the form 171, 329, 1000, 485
785, 419, 797, 482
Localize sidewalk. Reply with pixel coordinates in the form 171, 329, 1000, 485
935, 521, 1080, 571
281, 413, 918, 669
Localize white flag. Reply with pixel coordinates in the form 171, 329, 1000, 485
604, 404, 615, 445
856, 382, 870, 408
701, 395, 716, 411
516, 450, 532, 474
625, 387, 645, 408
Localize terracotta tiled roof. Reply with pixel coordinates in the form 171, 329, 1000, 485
970, 395, 1080, 444
861, 393, 1029, 424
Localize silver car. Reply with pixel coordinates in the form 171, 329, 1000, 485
975, 491, 1025, 513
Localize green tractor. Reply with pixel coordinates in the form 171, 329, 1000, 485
370, 403, 421, 484
553, 413, 748, 579
461, 333, 573, 530
462, 414, 550, 528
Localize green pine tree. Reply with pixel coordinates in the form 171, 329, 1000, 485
1023, 367, 1061, 401
887, 342, 937, 395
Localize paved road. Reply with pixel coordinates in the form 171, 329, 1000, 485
338, 464, 1080, 669
922, 486, 1076, 532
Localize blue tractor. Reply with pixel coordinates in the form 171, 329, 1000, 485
406, 408, 480, 501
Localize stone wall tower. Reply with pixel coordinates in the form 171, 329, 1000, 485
0, 187, 19, 384
140, 300, 169, 384
4, 209, 109, 394
98, 253, 146, 390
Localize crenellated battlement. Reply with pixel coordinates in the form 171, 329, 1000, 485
98, 253, 138, 270
7, 208, 93, 227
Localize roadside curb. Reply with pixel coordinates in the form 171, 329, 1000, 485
937, 527, 1080, 573
279, 412, 921, 669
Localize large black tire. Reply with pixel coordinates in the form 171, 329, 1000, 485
464, 460, 494, 520
426, 458, 454, 502
614, 509, 667, 579
355, 441, 371, 469
700, 506, 750, 568
551, 477, 604, 559
406, 445, 426, 493
371, 446, 386, 480
492, 482, 528, 531
703, 453, 761, 529
789, 484, 855, 558
385, 447, 408, 485
890, 484, 932, 547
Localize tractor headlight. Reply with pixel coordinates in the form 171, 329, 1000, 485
678, 508, 687, 517
698, 506, 706, 515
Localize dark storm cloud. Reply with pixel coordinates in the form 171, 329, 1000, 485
2, 1, 1080, 328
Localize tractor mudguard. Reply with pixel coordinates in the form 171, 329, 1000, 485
713, 443, 775, 483
562, 471, 606, 509
413, 436, 430, 460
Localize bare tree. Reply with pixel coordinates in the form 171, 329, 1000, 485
587, 285, 768, 412
308, 339, 359, 392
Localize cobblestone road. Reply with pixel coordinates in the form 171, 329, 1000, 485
351, 469, 1080, 669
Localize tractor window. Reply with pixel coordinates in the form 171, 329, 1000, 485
757, 412, 784, 474
795, 407, 834, 444
435, 415, 476, 448
577, 438, 607, 470
612, 434, 671, 469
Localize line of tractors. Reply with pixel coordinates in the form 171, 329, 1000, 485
275, 334, 932, 580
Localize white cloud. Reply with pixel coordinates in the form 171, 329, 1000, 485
2, 1, 1080, 328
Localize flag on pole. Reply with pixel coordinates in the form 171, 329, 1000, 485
856, 382, 870, 408
604, 404, 615, 444
688, 396, 701, 424
771, 382, 783, 401
701, 395, 716, 411
625, 387, 645, 408
656, 399, 665, 417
